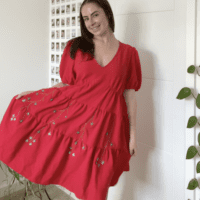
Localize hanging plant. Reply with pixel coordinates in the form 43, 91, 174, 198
176, 64, 200, 190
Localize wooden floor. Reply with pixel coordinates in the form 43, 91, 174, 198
0, 184, 75, 200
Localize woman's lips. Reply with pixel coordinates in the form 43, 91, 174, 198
92, 25, 100, 31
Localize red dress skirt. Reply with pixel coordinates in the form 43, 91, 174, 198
0, 39, 142, 200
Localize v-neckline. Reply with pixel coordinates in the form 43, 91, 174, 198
93, 40, 121, 68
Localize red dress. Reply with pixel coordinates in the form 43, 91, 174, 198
0, 39, 142, 200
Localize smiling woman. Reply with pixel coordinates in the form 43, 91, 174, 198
0, 1, 142, 200
81, 1, 113, 41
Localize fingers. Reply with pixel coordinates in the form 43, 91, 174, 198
16, 92, 25, 99
16, 94, 22, 99
130, 149, 135, 156
15, 91, 34, 99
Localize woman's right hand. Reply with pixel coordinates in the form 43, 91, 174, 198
15, 91, 35, 99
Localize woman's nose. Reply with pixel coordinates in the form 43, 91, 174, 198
89, 19, 95, 27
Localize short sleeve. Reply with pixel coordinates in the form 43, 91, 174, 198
59, 40, 76, 85
125, 47, 142, 91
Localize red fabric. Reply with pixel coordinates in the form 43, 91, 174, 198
125, 45, 142, 91
0, 39, 142, 200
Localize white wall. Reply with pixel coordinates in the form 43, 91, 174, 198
106, 0, 186, 199
0, 0, 49, 121
0, 0, 49, 192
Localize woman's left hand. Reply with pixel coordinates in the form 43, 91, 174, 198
129, 135, 137, 157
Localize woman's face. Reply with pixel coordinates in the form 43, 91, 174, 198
81, 3, 110, 36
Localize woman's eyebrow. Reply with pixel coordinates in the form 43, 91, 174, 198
83, 11, 99, 18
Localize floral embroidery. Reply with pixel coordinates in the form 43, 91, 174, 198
23, 97, 76, 146
10, 89, 57, 123
67, 110, 98, 158
10, 87, 116, 168
95, 116, 116, 168
10, 114, 16, 121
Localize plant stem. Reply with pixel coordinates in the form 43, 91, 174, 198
191, 91, 196, 99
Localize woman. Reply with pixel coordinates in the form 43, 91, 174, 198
0, 0, 142, 199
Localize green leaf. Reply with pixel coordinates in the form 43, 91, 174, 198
187, 178, 199, 190
197, 161, 200, 173
187, 65, 196, 73
13, 171, 19, 181
198, 132, 200, 146
196, 94, 200, 109
186, 146, 198, 159
187, 116, 197, 128
7, 167, 13, 175
29, 181, 32, 186
176, 87, 191, 99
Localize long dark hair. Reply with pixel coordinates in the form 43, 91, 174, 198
69, 0, 115, 60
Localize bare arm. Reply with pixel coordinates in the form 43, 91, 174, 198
16, 82, 70, 99
123, 89, 137, 138
51, 82, 70, 88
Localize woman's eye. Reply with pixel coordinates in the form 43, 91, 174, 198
84, 14, 98, 21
